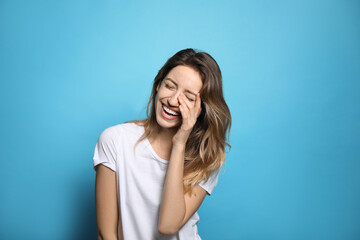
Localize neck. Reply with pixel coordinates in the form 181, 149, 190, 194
149, 125, 178, 148
147, 125, 179, 161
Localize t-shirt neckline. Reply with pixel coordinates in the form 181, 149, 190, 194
139, 125, 169, 164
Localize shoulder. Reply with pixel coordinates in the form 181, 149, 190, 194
98, 124, 122, 141
101, 122, 142, 135
98, 122, 144, 142
121, 121, 144, 135
198, 168, 222, 196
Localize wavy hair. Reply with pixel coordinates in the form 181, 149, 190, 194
129, 48, 231, 194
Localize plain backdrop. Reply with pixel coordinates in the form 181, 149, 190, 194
1, 0, 359, 239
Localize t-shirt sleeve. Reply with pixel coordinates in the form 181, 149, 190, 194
198, 169, 221, 196
93, 127, 118, 172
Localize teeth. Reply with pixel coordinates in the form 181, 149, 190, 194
163, 105, 179, 116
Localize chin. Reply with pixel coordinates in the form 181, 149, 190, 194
155, 116, 181, 130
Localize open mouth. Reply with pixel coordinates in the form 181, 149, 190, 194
161, 103, 180, 120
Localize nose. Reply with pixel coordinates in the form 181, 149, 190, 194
167, 91, 180, 107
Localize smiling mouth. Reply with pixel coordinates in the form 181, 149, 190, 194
162, 104, 180, 117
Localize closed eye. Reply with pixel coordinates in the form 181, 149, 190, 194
165, 83, 174, 90
186, 96, 195, 102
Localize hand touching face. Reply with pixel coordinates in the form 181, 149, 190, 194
178, 92, 202, 132
155, 65, 203, 132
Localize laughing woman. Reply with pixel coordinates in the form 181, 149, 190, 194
93, 48, 231, 240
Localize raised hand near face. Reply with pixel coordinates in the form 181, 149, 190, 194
172, 92, 202, 147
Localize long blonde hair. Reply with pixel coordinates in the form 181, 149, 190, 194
129, 48, 231, 194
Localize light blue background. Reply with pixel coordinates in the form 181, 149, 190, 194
1, 0, 359, 239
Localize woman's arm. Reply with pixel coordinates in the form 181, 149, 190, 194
158, 92, 207, 235
158, 144, 207, 235
95, 164, 123, 240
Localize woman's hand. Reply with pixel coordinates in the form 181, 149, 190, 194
172, 92, 202, 146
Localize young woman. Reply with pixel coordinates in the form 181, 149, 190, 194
93, 48, 231, 240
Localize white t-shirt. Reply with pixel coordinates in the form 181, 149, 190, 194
93, 122, 220, 240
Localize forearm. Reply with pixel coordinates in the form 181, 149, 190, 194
158, 143, 186, 234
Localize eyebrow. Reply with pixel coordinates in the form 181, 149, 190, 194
164, 77, 197, 96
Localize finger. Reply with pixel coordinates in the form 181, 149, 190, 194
179, 96, 190, 112
178, 93, 193, 111
179, 95, 194, 120
179, 102, 190, 120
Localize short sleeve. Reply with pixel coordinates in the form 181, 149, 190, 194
93, 127, 118, 172
198, 169, 221, 196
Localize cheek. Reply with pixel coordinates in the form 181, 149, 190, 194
155, 94, 161, 110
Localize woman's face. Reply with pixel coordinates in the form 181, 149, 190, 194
155, 65, 203, 130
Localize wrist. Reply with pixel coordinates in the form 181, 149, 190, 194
172, 142, 186, 151
172, 129, 191, 146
